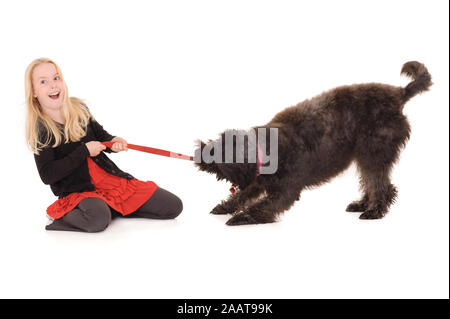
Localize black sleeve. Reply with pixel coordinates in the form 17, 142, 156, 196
34, 143, 90, 185
90, 117, 115, 142
89, 117, 116, 153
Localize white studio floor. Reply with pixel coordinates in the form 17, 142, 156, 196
1, 160, 448, 299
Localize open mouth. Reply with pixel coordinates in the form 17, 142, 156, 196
48, 92, 60, 100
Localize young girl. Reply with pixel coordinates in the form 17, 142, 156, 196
25, 58, 183, 232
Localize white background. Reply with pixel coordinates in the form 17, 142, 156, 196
0, 0, 448, 299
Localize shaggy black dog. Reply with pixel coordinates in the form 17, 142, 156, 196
195, 61, 432, 225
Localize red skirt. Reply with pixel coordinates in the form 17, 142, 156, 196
47, 157, 158, 219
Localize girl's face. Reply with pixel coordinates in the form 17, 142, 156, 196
32, 62, 65, 111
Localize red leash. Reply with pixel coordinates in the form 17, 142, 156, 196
102, 141, 193, 161
102, 142, 260, 194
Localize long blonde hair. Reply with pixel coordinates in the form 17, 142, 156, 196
24, 58, 92, 154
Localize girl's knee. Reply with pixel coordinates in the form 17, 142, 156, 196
84, 211, 111, 232
168, 196, 183, 219
153, 187, 183, 219
77, 198, 111, 232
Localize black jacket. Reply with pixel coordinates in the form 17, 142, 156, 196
34, 117, 133, 198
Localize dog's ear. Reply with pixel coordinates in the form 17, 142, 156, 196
217, 134, 258, 188
216, 162, 256, 188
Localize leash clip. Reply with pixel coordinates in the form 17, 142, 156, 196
230, 183, 238, 194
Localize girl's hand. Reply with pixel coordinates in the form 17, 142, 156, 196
111, 136, 128, 152
85, 141, 107, 157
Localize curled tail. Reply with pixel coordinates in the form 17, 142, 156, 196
401, 61, 432, 102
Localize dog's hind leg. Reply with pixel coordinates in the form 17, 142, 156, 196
226, 186, 300, 226
358, 168, 398, 219
210, 183, 265, 215
354, 131, 408, 218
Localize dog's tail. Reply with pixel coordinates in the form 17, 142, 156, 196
401, 61, 432, 102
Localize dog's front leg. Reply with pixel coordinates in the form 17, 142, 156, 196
226, 188, 300, 226
210, 183, 265, 215
346, 194, 369, 212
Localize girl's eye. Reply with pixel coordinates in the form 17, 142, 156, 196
40, 80, 47, 84
54, 76, 60, 81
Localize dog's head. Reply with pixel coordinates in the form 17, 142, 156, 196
194, 130, 259, 189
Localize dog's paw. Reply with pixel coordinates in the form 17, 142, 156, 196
359, 209, 386, 220
210, 204, 233, 215
346, 200, 368, 213
225, 212, 258, 226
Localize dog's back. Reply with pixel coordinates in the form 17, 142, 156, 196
270, 61, 432, 129
266, 61, 432, 185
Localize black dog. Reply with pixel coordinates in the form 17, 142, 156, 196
195, 61, 432, 225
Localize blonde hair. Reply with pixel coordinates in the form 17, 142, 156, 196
24, 58, 92, 154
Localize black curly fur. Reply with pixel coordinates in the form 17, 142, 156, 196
195, 61, 432, 225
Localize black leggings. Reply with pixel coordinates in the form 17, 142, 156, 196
45, 187, 183, 232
